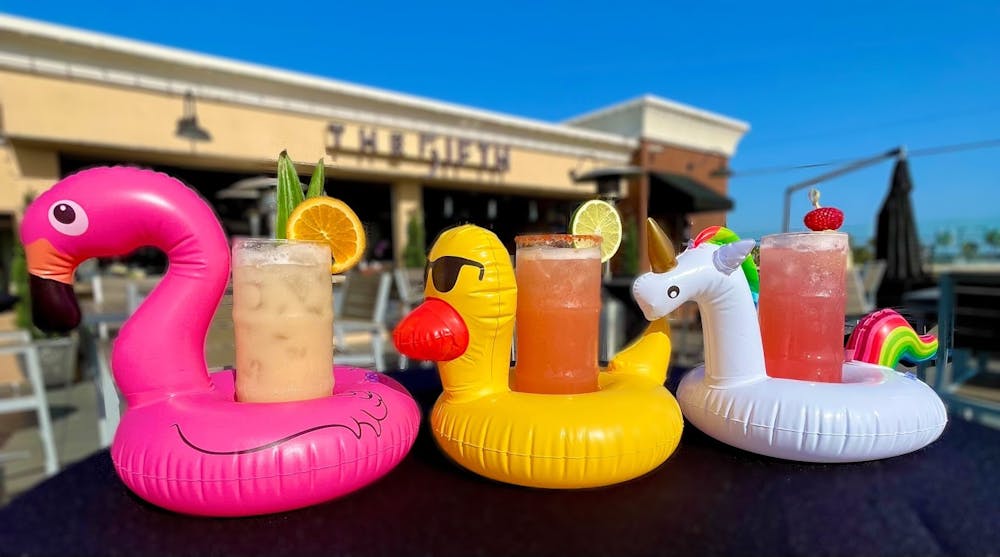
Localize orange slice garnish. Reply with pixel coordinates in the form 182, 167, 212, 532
287, 196, 366, 274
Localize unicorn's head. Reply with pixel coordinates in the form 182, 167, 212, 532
633, 219, 756, 321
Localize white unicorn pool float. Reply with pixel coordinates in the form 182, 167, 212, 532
632, 220, 947, 463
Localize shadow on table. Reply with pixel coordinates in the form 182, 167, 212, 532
2, 366, 999, 557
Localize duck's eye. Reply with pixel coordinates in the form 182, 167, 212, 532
48, 200, 88, 236
667, 285, 680, 299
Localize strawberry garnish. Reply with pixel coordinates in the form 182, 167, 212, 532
804, 189, 844, 231
805, 207, 844, 231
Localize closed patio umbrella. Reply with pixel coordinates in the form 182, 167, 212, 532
875, 156, 929, 308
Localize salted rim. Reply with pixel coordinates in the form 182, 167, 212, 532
514, 233, 602, 249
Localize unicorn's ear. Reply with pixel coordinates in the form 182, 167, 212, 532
713, 239, 756, 275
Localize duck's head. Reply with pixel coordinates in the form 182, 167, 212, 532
394, 224, 516, 398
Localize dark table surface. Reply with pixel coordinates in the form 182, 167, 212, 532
3, 368, 999, 557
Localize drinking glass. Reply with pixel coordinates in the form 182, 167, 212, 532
758, 232, 848, 383
512, 234, 602, 394
232, 238, 333, 402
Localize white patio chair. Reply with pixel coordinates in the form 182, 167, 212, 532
599, 293, 626, 363
0, 331, 58, 476
87, 274, 160, 447
392, 267, 425, 369
89, 274, 127, 340
393, 267, 425, 316
124, 274, 163, 315
846, 267, 874, 320
668, 302, 703, 368
334, 271, 393, 371
94, 339, 121, 448
861, 260, 887, 306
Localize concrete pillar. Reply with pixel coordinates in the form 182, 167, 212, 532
0, 144, 61, 215
390, 180, 423, 266
631, 144, 651, 273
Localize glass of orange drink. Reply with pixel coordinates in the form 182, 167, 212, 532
512, 234, 602, 395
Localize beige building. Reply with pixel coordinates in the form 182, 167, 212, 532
0, 14, 748, 280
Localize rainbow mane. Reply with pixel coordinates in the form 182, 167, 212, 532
693, 226, 759, 303
846, 309, 938, 368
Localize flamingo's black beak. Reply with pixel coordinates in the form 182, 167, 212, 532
25, 239, 80, 332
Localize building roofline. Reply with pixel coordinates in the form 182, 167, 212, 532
0, 14, 637, 151
564, 94, 750, 133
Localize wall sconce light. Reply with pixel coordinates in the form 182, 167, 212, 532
175, 91, 212, 142
710, 165, 733, 177
571, 165, 643, 203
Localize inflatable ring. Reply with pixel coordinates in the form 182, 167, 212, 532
21, 167, 420, 516
632, 222, 946, 463
394, 225, 683, 488
677, 362, 946, 462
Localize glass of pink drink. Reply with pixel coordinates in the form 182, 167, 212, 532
758, 232, 848, 383
513, 234, 602, 395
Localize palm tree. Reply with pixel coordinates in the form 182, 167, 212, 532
961, 241, 979, 261
620, 216, 639, 276
402, 211, 426, 269
934, 229, 955, 262
850, 237, 874, 265
985, 229, 1000, 258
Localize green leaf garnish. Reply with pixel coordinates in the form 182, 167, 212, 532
275, 150, 303, 239
306, 158, 325, 199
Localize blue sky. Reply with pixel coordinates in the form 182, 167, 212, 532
5, 1, 999, 243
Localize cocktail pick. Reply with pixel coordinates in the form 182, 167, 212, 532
804, 188, 844, 231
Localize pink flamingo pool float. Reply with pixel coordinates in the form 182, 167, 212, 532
21, 167, 420, 516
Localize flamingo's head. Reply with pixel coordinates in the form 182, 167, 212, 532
20, 167, 205, 332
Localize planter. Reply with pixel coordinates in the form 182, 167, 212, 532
33, 334, 79, 388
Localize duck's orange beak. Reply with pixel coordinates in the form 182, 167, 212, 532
393, 298, 469, 362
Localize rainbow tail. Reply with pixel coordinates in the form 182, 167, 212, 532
846, 309, 938, 369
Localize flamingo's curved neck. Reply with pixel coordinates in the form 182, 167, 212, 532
697, 274, 767, 387
111, 198, 230, 406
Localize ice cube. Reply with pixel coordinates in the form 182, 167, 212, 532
283, 242, 328, 266
236, 283, 263, 310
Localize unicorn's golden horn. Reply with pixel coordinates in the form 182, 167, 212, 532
646, 218, 677, 273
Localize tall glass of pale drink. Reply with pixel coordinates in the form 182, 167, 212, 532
513, 234, 602, 394
232, 238, 334, 402
758, 232, 848, 383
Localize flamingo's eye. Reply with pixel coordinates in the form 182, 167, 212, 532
667, 285, 680, 299
48, 200, 88, 236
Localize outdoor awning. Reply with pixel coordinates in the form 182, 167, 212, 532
649, 172, 733, 213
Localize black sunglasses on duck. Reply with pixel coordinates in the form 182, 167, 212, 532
425, 256, 485, 293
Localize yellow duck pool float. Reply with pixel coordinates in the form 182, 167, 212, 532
393, 224, 683, 488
